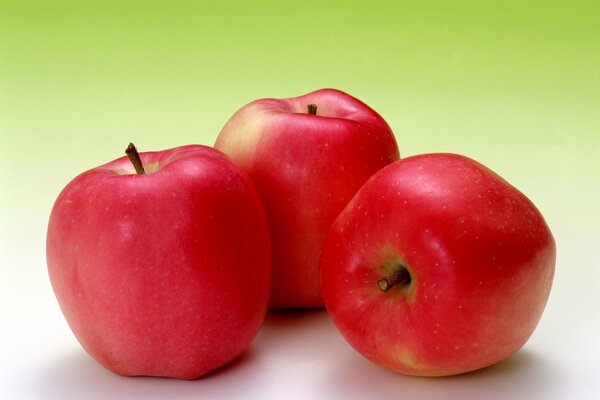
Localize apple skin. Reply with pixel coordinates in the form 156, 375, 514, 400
46, 145, 271, 379
320, 153, 556, 376
215, 88, 399, 308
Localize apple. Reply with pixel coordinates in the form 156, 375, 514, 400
46, 144, 271, 379
320, 153, 556, 376
215, 88, 399, 308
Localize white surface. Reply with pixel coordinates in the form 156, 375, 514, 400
1, 214, 599, 400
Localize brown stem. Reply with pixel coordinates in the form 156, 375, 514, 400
307, 104, 318, 115
125, 142, 145, 174
378, 265, 412, 292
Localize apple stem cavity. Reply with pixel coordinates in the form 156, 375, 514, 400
307, 104, 318, 115
378, 265, 412, 292
125, 142, 146, 175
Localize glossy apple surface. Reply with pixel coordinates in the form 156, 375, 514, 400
215, 88, 399, 308
320, 153, 555, 376
47, 145, 271, 379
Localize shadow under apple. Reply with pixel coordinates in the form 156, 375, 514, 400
318, 345, 562, 400
28, 344, 261, 400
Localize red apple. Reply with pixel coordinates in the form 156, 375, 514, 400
215, 88, 399, 308
320, 153, 555, 376
46, 144, 271, 379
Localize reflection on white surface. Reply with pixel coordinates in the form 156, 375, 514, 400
8, 310, 570, 400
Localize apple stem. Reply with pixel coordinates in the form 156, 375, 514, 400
307, 104, 318, 115
125, 142, 145, 175
378, 266, 412, 292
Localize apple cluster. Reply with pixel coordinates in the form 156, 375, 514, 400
47, 89, 555, 379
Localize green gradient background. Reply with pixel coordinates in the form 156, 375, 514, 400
1, 1, 599, 392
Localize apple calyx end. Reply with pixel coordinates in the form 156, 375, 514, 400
125, 142, 146, 175
307, 104, 318, 115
